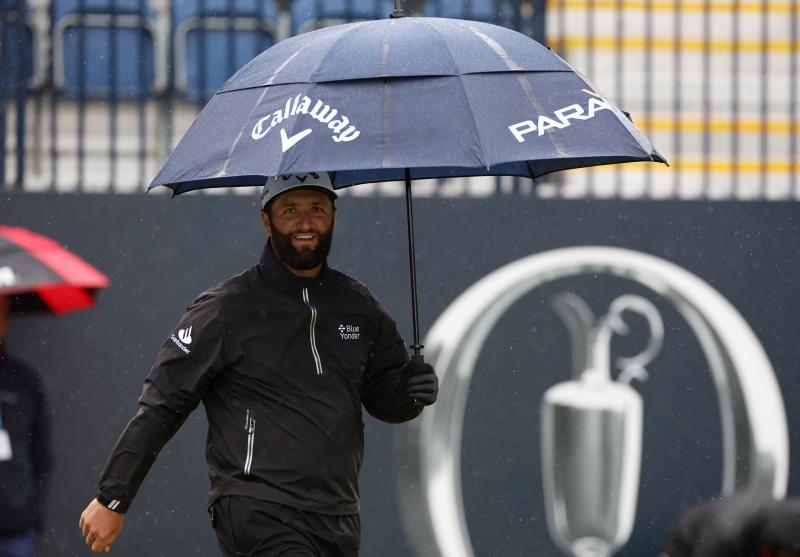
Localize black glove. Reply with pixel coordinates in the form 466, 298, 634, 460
403, 357, 438, 407
662, 492, 800, 557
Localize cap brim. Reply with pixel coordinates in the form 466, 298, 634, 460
262, 184, 338, 209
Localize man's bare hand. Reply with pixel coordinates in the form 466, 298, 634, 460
79, 499, 124, 553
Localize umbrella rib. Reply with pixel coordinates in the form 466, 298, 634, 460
308, 21, 374, 83
452, 19, 571, 161
451, 19, 524, 72
215, 48, 308, 179
220, 23, 353, 93
417, 19, 490, 169
273, 82, 318, 174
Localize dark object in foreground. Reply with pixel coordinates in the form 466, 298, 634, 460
663, 492, 800, 557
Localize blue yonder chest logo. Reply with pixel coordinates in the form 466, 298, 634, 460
338, 324, 361, 340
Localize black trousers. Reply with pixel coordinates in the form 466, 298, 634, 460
211, 496, 360, 557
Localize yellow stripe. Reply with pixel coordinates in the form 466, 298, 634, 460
676, 160, 794, 173
556, 36, 795, 53
590, 160, 795, 173
551, 0, 794, 14
639, 118, 795, 135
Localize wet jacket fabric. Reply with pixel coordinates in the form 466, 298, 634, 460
97, 244, 419, 516
0, 345, 51, 536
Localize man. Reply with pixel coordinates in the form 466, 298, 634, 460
0, 296, 51, 557
79, 173, 438, 556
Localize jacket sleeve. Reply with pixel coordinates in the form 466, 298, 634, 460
361, 302, 421, 424
96, 294, 226, 513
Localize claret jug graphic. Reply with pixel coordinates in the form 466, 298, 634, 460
541, 294, 663, 557
395, 247, 788, 557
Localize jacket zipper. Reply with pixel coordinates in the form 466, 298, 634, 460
302, 287, 323, 375
244, 410, 255, 476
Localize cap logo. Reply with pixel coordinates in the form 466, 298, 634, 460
261, 172, 336, 209
282, 173, 319, 183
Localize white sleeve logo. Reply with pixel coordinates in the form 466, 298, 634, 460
178, 326, 193, 344
170, 325, 193, 354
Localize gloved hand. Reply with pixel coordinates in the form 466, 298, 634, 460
662, 492, 800, 557
403, 357, 438, 407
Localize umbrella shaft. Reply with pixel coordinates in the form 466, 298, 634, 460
404, 168, 423, 357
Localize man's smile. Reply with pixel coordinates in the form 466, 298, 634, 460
292, 232, 318, 246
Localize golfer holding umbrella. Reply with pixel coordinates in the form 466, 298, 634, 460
79, 174, 438, 555
79, 1, 669, 551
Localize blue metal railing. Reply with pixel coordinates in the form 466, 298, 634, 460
0, 0, 545, 194
3, 0, 797, 198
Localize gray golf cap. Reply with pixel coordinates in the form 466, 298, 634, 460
261, 173, 337, 210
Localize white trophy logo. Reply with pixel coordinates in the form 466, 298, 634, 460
541, 294, 663, 557
395, 246, 788, 557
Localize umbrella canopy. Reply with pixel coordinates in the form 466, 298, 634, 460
148, 16, 667, 356
149, 17, 665, 194
0, 226, 110, 315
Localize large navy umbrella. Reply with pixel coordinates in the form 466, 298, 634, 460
149, 15, 666, 356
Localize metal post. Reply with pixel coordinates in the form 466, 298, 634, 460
136, 0, 146, 187
701, 0, 711, 195
14, 0, 26, 189
0, 0, 7, 188
731, 0, 741, 196
77, 0, 86, 190
404, 167, 423, 358
391, 0, 406, 19
791, 0, 798, 197
109, 0, 117, 191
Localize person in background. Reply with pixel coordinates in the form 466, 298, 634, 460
0, 296, 52, 557
662, 491, 800, 557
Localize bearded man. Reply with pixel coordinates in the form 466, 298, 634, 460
79, 173, 438, 556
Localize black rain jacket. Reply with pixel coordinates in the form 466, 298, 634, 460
0, 345, 51, 535
97, 244, 419, 516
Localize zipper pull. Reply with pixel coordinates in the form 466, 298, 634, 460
244, 410, 255, 433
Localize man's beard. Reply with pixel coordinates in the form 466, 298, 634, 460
270, 225, 334, 271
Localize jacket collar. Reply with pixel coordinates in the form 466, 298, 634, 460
257, 240, 329, 291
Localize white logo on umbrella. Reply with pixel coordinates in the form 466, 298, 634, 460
0, 266, 15, 287
508, 94, 614, 143
251, 93, 361, 152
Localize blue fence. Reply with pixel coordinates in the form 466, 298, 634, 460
0, 0, 545, 193
2, 0, 797, 197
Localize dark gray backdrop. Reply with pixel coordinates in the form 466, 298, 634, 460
2, 192, 799, 556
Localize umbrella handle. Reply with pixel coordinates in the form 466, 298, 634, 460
404, 168, 424, 360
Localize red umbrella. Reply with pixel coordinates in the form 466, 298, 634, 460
0, 226, 110, 315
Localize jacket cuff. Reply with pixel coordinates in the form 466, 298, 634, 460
394, 385, 424, 421
96, 491, 130, 514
